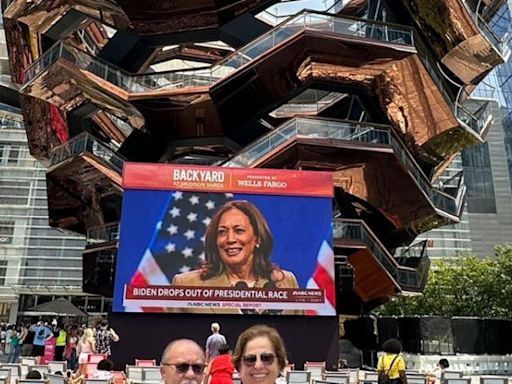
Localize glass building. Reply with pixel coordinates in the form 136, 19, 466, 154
0, 14, 109, 322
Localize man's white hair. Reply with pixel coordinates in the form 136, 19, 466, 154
211, 323, 220, 332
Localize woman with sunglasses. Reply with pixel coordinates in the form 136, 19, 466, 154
171, 200, 301, 314
232, 325, 287, 384
203, 344, 234, 384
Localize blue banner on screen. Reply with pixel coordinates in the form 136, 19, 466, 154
113, 163, 335, 316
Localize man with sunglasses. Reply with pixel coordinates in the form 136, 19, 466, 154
161, 339, 206, 384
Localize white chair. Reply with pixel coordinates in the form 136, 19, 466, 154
443, 372, 463, 380
16, 380, 46, 384
142, 367, 161, 382
287, 371, 311, 384
27, 366, 50, 376
314, 380, 340, 384
19, 359, 36, 367
47, 362, 67, 374
47, 374, 66, 384
407, 378, 425, 384
323, 373, 349, 384
85, 380, 111, 384
480, 377, 507, 384
1, 364, 21, 384
364, 372, 379, 381
0, 370, 10, 384
304, 363, 325, 381
126, 365, 143, 381
445, 379, 470, 384
338, 369, 358, 384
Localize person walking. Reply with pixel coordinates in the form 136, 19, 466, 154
77, 328, 95, 375
64, 327, 78, 371
7, 328, 20, 363
205, 323, 226, 362
203, 344, 233, 384
54, 323, 67, 361
21, 323, 34, 356
30, 321, 53, 364
377, 339, 408, 384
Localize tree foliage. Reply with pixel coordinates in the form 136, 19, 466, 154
376, 245, 512, 319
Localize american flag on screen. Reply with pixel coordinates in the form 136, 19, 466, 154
306, 230, 336, 315
128, 190, 335, 314
129, 191, 232, 312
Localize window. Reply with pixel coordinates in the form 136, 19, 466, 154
7, 148, 19, 164
0, 260, 7, 286
0, 180, 30, 205
0, 221, 14, 244
0, 144, 24, 166
462, 144, 496, 213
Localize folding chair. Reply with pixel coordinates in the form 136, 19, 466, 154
85, 380, 111, 384
87, 354, 108, 364
141, 367, 162, 382
286, 371, 311, 384
19, 359, 36, 367
47, 374, 66, 384
47, 362, 67, 374
480, 376, 507, 384
135, 360, 156, 367
16, 380, 46, 384
125, 365, 143, 382
0, 364, 21, 384
27, 366, 49, 376
323, 373, 349, 384
304, 362, 325, 381
112, 371, 125, 384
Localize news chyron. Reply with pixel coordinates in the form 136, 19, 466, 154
113, 163, 335, 316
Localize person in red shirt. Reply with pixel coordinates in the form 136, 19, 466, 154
203, 344, 234, 384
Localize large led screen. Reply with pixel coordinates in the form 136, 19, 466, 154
113, 163, 335, 316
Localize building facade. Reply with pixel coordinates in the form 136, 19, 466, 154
0, 14, 109, 322
1, 0, 509, 319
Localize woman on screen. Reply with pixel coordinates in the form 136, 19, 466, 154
171, 200, 301, 313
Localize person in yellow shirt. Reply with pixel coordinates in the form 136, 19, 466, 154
377, 339, 408, 384
55, 324, 67, 361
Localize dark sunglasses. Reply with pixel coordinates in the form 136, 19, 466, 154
162, 363, 205, 374
242, 352, 276, 367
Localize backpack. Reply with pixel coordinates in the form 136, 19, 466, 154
378, 355, 400, 384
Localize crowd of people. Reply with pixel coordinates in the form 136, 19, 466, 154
1, 320, 454, 384
0, 318, 119, 373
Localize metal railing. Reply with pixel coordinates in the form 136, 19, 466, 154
223, 117, 390, 168
4, 0, 16, 11
333, 219, 430, 291
23, 11, 413, 93
256, 0, 347, 26
49, 132, 125, 174
223, 117, 464, 218
461, 0, 512, 59
415, 36, 493, 137
270, 90, 347, 117
397, 240, 431, 288
86, 222, 119, 245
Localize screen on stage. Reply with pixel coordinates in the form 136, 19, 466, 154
113, 163, 335, 316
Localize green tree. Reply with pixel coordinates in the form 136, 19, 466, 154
376, 245, 512, 319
